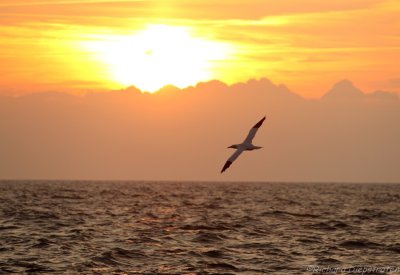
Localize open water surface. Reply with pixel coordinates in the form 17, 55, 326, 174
0, 181, 399, 274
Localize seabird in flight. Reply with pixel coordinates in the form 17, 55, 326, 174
221, 116, 266, 173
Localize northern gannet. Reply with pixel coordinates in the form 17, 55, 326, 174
221, 116, 266, 173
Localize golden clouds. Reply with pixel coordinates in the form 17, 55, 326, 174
0, 0, 399, 97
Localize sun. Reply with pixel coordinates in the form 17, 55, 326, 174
82, 24, 232, 92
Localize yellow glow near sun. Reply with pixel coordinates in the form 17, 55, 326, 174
82, 24, 232, 92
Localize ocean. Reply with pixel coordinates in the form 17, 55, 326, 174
0, 181, 399, 274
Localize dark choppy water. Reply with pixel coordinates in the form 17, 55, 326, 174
0, 181, 400, 274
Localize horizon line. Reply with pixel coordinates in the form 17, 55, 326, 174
1, 178, 400, 185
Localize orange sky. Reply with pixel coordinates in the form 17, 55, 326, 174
1, 0, 400, 98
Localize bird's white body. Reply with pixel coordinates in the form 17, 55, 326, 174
221, 116, 266, 173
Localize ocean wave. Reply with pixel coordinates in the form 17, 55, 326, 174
0, 181, 399, 274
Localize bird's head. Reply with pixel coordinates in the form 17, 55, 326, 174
228, 144, 239, 149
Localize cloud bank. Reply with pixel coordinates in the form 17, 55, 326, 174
0, 78, 399, 182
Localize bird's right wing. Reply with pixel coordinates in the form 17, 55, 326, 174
244, 116, 266, 143
221, 149, 243, 173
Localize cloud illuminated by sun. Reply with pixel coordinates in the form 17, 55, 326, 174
80, 24, 233, 92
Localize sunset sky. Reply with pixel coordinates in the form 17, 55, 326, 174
1, 0, 400, 98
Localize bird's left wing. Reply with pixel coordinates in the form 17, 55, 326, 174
244, 116, 266, 143
221, 149, 244, 173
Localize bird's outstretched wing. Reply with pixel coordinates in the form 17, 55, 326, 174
244, 116, 266, 143
221, 149, 244, 173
